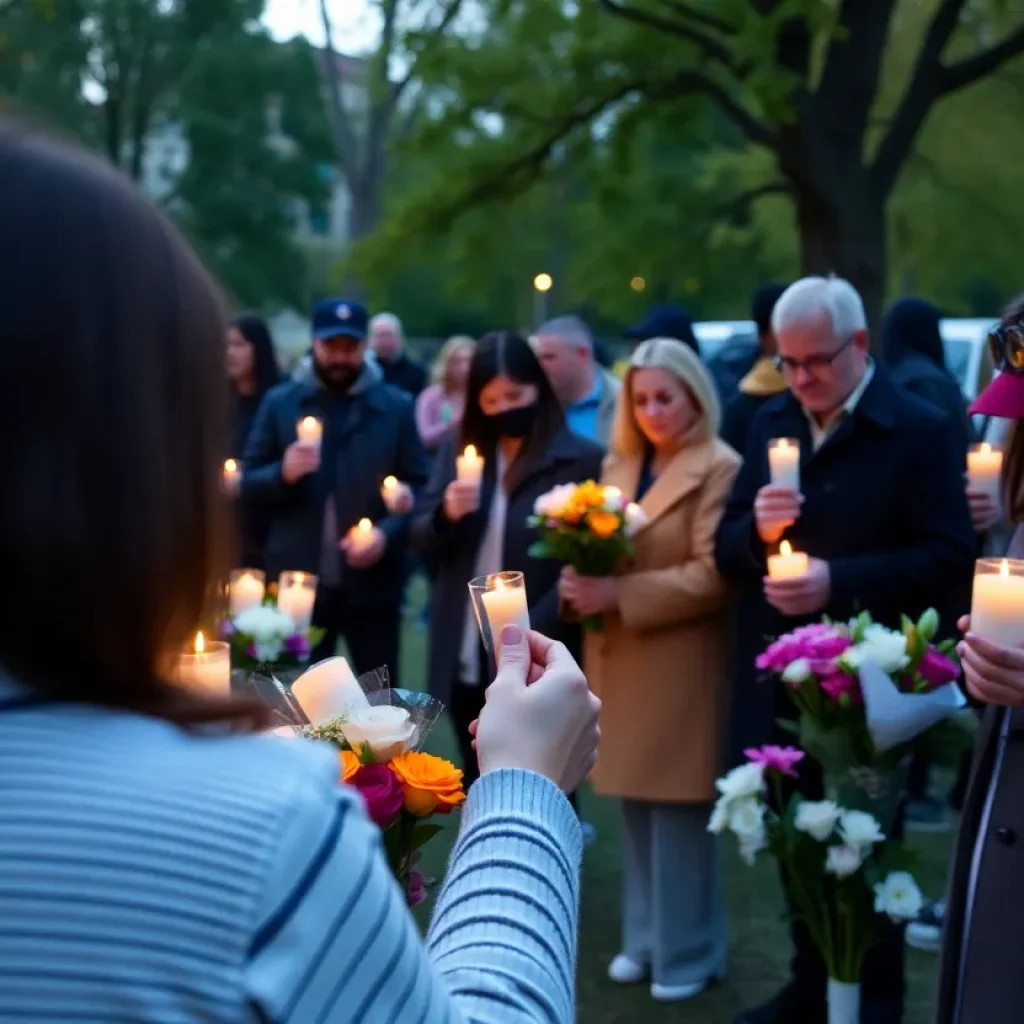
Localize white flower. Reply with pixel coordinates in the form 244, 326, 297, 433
738, 831, 767, 866
839, 810, 885, 854
341, 705, 417, 761
533, 484, 575, 519
707, 799, 729, 835
794, 800, 841, 842
715, 762, 766, 802
825, 844, 863, 879
624, 502, 649, 537
602, 486, 626, 511
782, 657, 812, 685
873, 872, 924, 922
254, 640, 283, 664
727, 797, 766, 839
234, 604, 295, 641
840, 624, 910, 675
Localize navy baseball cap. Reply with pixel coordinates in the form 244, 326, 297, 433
626, 303, 700, 356
311, 298, 368, 341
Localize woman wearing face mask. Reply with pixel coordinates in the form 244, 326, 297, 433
560, 338, 740, 1002
412, 330, 603, 785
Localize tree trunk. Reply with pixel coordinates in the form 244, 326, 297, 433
343, 175, 383, 298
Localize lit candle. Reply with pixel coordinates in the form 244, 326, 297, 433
968, 442, 1003, 504
767, 540, 808, 580
480, 572, 531, 650
456, 444, 484, 486
380, 475, 409, 514
277, 571, 317, 631
348, 517, 374, 554
223, 458, 241, 489
971, 558, 1024, 648
174, 631, 230, 695
229, 569, 265, 615
296, 416, 323, 451
291, 656, 370, 724
768, 438, 800, 490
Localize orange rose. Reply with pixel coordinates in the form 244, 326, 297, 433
339, 750, 361, 783
390, 751, 466, 816
575, 481, 605, 508
587, 509, 620, 540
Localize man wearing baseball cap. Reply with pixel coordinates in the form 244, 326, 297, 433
242, 298, 429, 685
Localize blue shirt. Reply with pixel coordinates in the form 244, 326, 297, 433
564, 375, 604, 445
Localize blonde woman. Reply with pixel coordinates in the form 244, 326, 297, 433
416, 335, 475, 450
559, 337, 740, 1002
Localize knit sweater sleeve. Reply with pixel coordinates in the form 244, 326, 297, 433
243, 764, 582, 1024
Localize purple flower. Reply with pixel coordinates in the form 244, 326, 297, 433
744, 745, 805, 778
245, 642, 258, 660
917, 648, 960, 690
407, 869, 426, 908
756, 625, 852, 674
220, 618, 235, 638
351, 764, 405, 829
284, 633, 311, 659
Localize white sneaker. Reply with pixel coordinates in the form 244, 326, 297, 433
607, 954, 648, 984
651, 979, 710, 1002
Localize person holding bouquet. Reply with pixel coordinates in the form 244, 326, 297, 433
411, 330, 602, 785
559, 337, 740, 1002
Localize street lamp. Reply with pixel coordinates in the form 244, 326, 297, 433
532, 272, 553, 324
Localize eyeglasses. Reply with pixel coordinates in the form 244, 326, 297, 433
988, 321, 1024, 374
774, 336, 855, 376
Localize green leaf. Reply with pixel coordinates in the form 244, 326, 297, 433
408, 822, 446, 852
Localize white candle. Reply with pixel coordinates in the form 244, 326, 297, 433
223, 458, 241, 489
174, 632, 230, 695
480, 573, 531, 649
456, 444, 484, 486
277, 571, 317, 631
270, 726, 299, 739
768, 540, 808, 580
291, 656, 370, 724
296, 416, 323, 451
971, 558, 1024, 648
348, 517, 374, 554
768, 438, 800, 490
229, 569, 265, 615
968, 442, 1003, 504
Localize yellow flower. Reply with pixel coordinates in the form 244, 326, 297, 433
339, 750, 361, 783
575, 481, 605, 509
390, 751, 466, 816
587, 509, 620, 540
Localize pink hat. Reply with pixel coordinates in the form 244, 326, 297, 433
970, 371, 1024, 418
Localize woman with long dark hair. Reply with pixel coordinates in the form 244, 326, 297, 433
225, 311, 280, 566
413, 330, 604, 784
0, 124, 598, 1023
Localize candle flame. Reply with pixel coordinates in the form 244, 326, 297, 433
780, 540, 792, 556
383, 475, 397, 489
778, 438, 790, 450
981, 443, 992, 454
464, 444, 477, 459
489, 573, 508, 591
224, 458, 238, 473
1001, 558, 1010, 578
195, 631, 205, 654
301, 416, 318, 429
294, 572, 304, 584
358, 517, 372, 533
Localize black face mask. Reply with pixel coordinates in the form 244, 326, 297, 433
486, 402, 537, 440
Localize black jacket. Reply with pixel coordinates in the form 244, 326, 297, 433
412, 428, 603, 705
242, 368, 429, 610
714, 367, 976, 764
379, 353, 428, 399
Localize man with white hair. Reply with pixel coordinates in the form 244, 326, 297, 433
369, 312, 428, 398
715, 275, 975, 1024
534, 315, 621, 447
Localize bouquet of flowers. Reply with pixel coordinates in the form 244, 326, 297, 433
710, 746, 923, 1024
528, 479, 647, 631
285, 659, 463, 908
757, 607, 974, 826
220, 604, 324, 674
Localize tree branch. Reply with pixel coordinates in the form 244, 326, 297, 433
939, 20, 1024, 95
318, 0, 357, 180
650, 0, 737, 34
597, 0, 737, 70
665, 68, 779, 149
394, 0, 465, 101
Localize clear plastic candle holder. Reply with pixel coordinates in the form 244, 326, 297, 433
971, 558, 1024, 649
229, 568, 265, 615
468, 571, 531, 665
277, 571, 318, 631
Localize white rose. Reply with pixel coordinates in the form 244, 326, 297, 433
839, 810, 885, 853
794, 799, 841, 842
825, 844, 863, 879
624, 502, 649, 537
534, 484, 574, 518
707, 799, 729, 835
841, 625, 910, 675
602, 486, 626, 511
234, 604, 295, 640
715, 761, 766, 802
254, 640, 284, 664
738, 832, 767, 866
341, 706, 417, 762
727, 797, 766, 841
873, 871, 924, 922
782, 657, 812, 685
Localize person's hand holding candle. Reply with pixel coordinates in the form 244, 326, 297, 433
222, 459, 241, 499
381, 475, 414, 515
341, 517, 387, 569
957, 614, 1024, 707
754, 484, 804, 544
282, 440, 321, 484
763, 556, 831, 617
444, 478, 481, 521
558, 565, 619, 617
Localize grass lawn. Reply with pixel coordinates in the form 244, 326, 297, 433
370, 593, 953, 1024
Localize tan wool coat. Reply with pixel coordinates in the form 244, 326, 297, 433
585, 437, 741, 804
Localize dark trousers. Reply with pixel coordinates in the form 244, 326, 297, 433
451, 678, 578, 810
310, 586, 402, 689
773, 744, 906, 1013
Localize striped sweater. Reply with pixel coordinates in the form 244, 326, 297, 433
0, 680, 582, 1023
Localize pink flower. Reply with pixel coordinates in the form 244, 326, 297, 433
757, 625, 852, 674
821, 672, 862, 704
351, 764, 405, 828
917, 648, 960, 690
407, 869, 426, 908
744, 745, 805, 777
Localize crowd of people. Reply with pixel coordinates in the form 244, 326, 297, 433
5, 123, 1024, 1024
